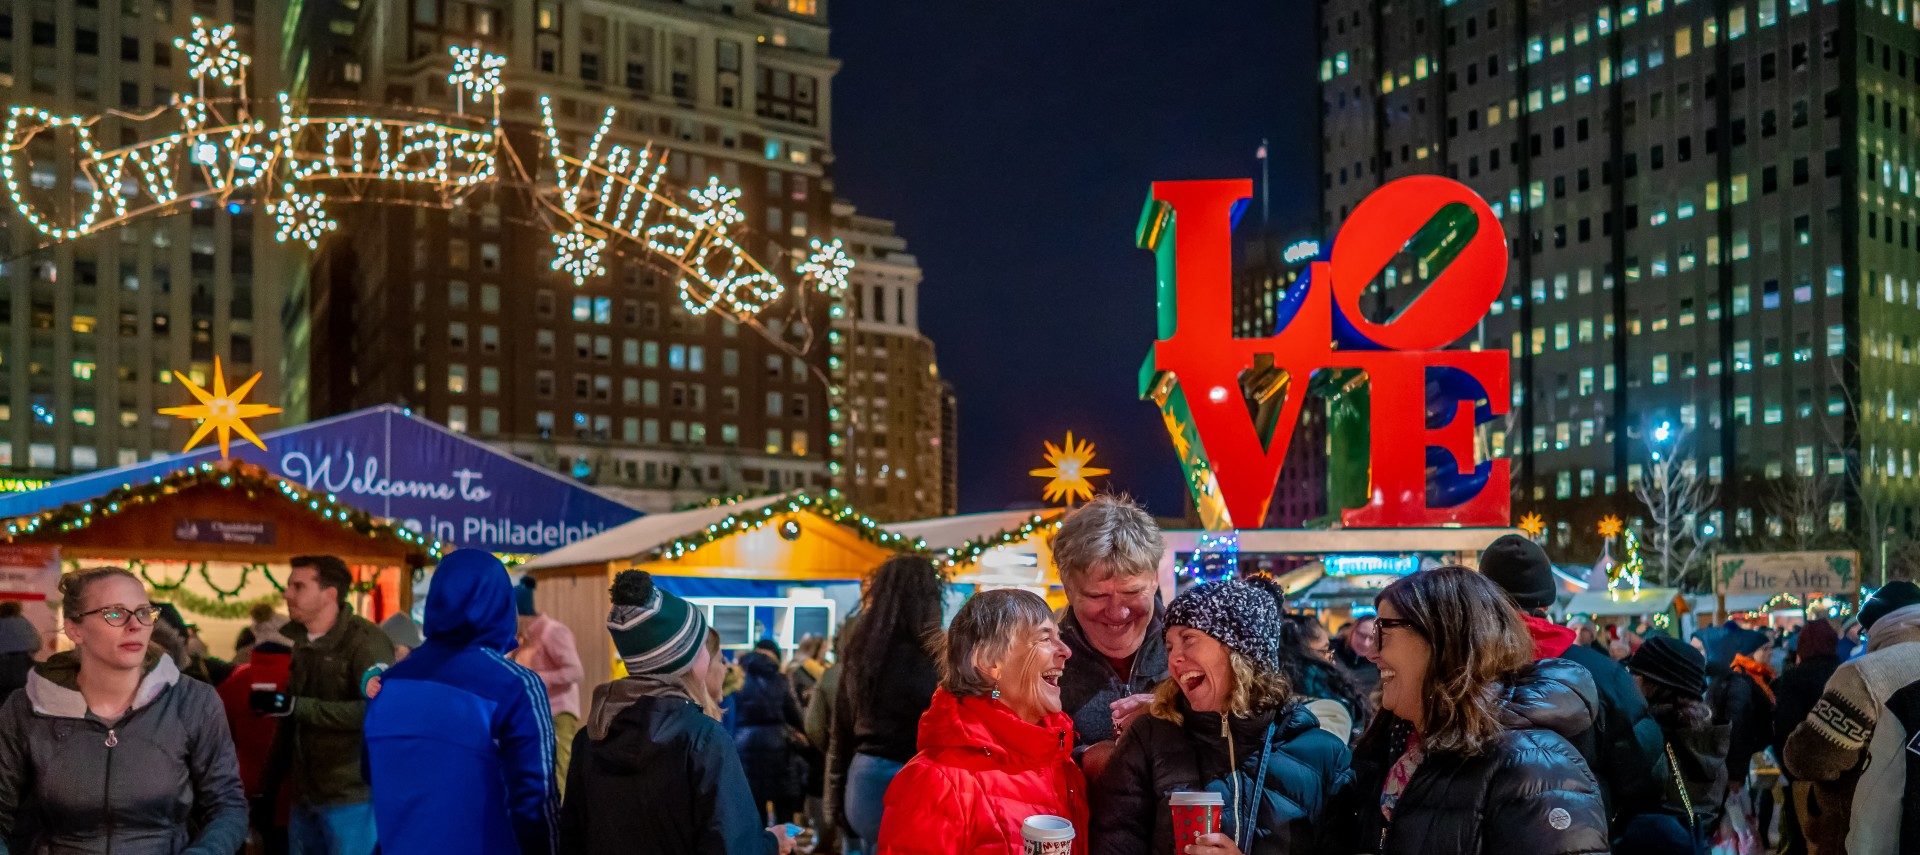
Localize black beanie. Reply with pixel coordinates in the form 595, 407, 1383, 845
1860, 580, 1920, 632
1624, 634, 1708, 700
1479, 534, 1558, 610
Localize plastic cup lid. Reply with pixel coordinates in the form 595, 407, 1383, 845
1169, 790, 1225, 806
1021, 815, 1075, 841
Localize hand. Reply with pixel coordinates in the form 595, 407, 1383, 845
1111, 692, 1155, 736
249, 689, 293, 717
767, 825, 796, 855
364, 676, 383, 700
1185, 832, 1245, 855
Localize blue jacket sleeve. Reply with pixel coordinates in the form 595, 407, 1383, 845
693, 723, 778, 855
494, 654, 562, 855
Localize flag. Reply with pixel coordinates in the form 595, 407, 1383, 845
1256, 140, 1268, 159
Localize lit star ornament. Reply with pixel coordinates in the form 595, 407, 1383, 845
174, 17, 251, 86
684, 177, 746, 232
1518, 512, 1548, 539
551, 224, 608, 282
159, 357, 284, 458
1597, 515, 1624, 539
1030, 432, 1111, 506
447, 45, 506, 107
797, 237, 854, 296
269, 186, 336, 248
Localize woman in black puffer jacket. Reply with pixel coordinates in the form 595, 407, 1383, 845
1339, 566, 1608, 855
734, 640, 805, 826
1093, 577, 1352, 855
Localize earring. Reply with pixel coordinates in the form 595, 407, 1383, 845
990, 687, 1001, 700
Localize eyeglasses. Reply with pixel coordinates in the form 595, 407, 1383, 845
1374, 617, 1420, 636
75, 605, 163, 628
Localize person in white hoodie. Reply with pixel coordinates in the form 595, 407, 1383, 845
1783, 580, 1920, 855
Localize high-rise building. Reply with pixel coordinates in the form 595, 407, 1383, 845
831, 201, 954, 521
1320, 0, 1920, 559
0, 1, 304, 485
309, 0, 841, 512
1233, 226, 1326, 528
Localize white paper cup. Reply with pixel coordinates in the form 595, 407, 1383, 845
1021, 814, 1075, 855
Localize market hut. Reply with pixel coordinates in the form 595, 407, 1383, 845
1, 460, 443, 653
521, 492, 911, 680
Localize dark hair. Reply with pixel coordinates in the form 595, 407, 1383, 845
1278, 612, 1373, 723
1375, 565, 1535, 755
939, 588, 1055, 696
0, 601, 20, 618
291, 555, 353, 606
843, 554, 946, 708
58, 567, 144, 621
249, 602, 278, 623
1645, 682, 1713, 733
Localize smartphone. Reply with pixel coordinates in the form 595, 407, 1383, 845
782, 824, 802, 839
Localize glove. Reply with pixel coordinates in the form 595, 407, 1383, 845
249, 688, 294, 717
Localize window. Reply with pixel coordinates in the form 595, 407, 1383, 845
449, 281, 470, 311
448, 365, 468, 394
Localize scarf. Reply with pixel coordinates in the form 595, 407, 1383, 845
1729, 653, 1776, 704
1381, 730, 1425, 822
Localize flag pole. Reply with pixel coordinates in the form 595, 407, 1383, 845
1259, 138, 1271, 224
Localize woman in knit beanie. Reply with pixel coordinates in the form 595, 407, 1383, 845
559, 570, 794, 855
1620, 634, 1730, 854
1090, 577, 1352, 855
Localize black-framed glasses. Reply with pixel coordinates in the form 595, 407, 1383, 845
1375, 617, 1420, 635
74, 605, 162, 627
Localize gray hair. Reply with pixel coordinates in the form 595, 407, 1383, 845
940, 588, 1055, 697
1051, 494, 1165, 590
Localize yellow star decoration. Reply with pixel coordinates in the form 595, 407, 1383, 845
1030, 431, 1110, 506
1597, 515, 1624, 539
1517, 511, 1548, 538
1160, 410, 1192, 460
158, 357, 283, 458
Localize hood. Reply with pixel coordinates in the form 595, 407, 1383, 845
1496, 658, 1598, 741
916, 687, 1074, 770
1866, 604, 1920, 653
585, 673, 695, 740
1520, 613, 1576, 659
423, 548, 519, 651
25, 648, 179, 720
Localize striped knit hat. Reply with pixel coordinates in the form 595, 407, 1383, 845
607, 570, 708, 676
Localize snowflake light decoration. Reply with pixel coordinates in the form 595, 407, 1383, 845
797, 237, 854, 297
174, 17, 251, 87
269, 187, 336, 248
551, 224, 608, 283
684, 177, 745, 232
447, 45, 507, 108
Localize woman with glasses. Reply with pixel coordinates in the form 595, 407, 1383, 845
0, 566, 247, 854
1340, 566, 1608, 855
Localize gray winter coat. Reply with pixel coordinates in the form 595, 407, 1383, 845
0, 649, 248, 855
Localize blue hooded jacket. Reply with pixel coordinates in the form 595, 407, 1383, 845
365, 549, 560, 855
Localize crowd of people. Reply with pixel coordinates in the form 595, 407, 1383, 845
0, 497, 1916, 854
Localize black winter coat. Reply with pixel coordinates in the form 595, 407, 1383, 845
1707, 667, 1773, 789
1341, 659, 1610, 855
1091, 701, 1352, 855
561, 685, 776, 855
1648, 707, 1731, 836
733, 651, 804, 811
1769, 654, 1838, 774
826, 631, 939, 832
1555, 641, 1667, 827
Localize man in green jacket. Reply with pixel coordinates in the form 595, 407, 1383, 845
258, 554, 394, 855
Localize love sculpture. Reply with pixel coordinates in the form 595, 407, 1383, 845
1139, 175, 1512, 530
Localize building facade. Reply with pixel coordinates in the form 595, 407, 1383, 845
0, 0, 304, 486
831, 201, 954, 521
1320, 0, 1920, 563
309, 0, 841, 512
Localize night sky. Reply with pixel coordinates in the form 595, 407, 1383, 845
829, 3, 1317, 516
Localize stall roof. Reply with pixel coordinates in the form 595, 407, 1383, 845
891, 508, 1062, 551
521, 493, 791, 573
0, 406, 642, 554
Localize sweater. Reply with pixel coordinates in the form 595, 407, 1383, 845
1784, 604, 1920, 855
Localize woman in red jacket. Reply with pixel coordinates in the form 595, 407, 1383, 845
877, 588, 1087, 854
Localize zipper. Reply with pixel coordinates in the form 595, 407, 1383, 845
103, 725, 117, 855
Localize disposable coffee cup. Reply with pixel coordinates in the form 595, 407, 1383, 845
1021, 814, 1075, 855
251, 682, 275, 692
1168, 790, 1224, 850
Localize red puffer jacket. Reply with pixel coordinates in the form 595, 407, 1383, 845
878, 688, 1088, 854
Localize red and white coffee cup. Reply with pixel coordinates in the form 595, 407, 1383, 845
1168, 790, 1224, 851
1021, 814, 1075, 855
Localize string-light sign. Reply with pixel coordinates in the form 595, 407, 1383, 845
1, 26, 848, 322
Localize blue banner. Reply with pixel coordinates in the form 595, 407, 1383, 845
0, 406, 642, 553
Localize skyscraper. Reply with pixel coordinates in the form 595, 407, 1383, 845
831, 201, 955, 521
309, 0, 843, 512
0, 2, 303, 486
1319, 0, 1920, 564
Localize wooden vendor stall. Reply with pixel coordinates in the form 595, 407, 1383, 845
1, 460, 443, 654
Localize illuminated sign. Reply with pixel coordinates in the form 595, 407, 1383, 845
1281, 239, 1321, 265
1140, 175, 1511, 530
2, 19, 849, 320
1322, 555, 1420, 577
0, 479, 50, 495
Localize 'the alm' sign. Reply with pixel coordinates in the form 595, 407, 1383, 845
1716, 551, 1860, 596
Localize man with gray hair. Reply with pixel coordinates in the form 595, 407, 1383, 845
1051, 494, 1170, 781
